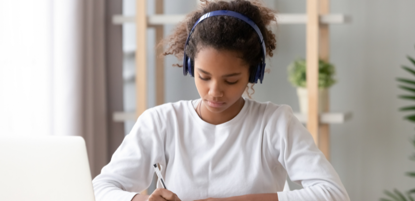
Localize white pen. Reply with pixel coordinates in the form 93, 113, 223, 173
153, 164, 167, 189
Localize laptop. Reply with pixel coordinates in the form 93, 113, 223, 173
0, 135, 95, 201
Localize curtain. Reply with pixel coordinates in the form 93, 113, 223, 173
54, 0, 109, 178
0, 0, 123, 178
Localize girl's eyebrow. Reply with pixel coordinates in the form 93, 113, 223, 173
197, 68, 242, 77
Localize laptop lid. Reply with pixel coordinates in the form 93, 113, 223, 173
0, 136, 95, 201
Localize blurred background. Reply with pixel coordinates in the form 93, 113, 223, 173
1, 0, 414, 200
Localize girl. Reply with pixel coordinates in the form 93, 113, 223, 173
92, 0, 350, 201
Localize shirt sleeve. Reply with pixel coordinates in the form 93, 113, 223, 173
92, 109, 165, 201
270, 105, 350, 201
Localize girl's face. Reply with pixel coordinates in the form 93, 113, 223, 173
194, 46, 250, 115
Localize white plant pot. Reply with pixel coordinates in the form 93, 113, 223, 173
297, 88, 328, 114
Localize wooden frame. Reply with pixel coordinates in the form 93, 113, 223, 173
136, 0, 147, 118
318, 0, 331, 160
306, 0, 331, 159
154, 0, 165, 106
306, 0, 320, 145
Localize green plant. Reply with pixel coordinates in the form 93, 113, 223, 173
287, 58, 336, 89
380, 46, 415, 201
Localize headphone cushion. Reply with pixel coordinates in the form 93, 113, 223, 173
183, 54, 188, 76
261, 63, 266, 81
187, 57, 194, 77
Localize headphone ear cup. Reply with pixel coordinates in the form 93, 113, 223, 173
183, 54, 188, 76
187, 57, 194, 77
248, 65, 257, 83
255, 64, 261, 83
248, 75, 254, 83
260, 63, 266, 82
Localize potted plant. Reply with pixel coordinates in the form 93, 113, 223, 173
380, 46, 415, 201
287, 58, 336, 114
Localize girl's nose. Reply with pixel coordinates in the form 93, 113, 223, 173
208, 81, 223, 97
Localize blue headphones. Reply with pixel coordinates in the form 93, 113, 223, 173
182, 10, 267, 84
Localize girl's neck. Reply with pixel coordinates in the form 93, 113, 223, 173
197, 97, 245, 125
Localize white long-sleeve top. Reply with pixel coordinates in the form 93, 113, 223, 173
92, 98, 350, 201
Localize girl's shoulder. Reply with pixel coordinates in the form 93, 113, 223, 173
142, 99, 195, 117
245, 98, 295, 120
141, 98, 296, 123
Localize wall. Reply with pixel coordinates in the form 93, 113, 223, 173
329, 0, 415, 199
122, 0, 415, 200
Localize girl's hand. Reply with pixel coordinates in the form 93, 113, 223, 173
148, 188, 182, 201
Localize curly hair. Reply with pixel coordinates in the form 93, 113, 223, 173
162, 0, 277, 97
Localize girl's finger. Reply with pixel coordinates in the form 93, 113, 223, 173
153, 188, 181, 201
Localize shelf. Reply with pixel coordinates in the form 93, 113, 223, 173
113, 112, 136, 122
294, 112, 352, 124
113, 111, 352, 124
112, 14, 348, 25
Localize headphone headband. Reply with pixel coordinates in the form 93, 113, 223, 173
183, 10, 267, 83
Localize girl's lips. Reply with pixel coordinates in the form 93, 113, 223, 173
206, 100, 225, 108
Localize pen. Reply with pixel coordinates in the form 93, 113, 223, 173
153, 164, 167, 189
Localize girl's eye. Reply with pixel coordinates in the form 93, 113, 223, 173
199, 76, 210, 81
199, 75, 238, 85
226, 81, 238, 85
